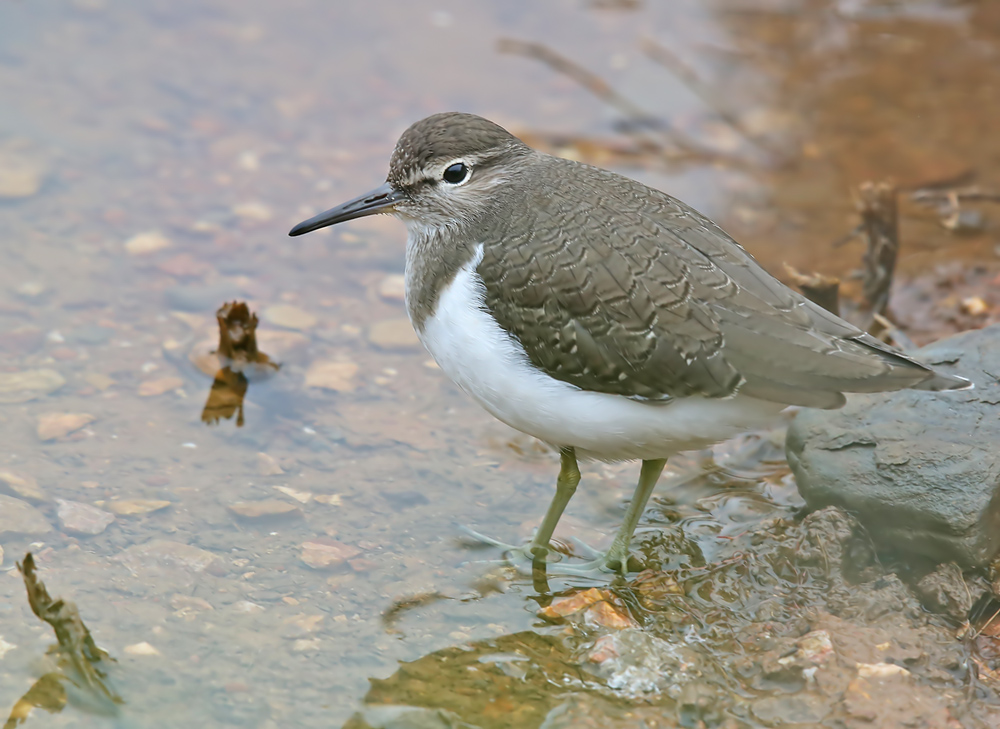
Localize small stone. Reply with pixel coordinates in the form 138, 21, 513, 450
0, 369, 65, 403
115, 540, 221, 573
275, 486, 312, 503
257, 452, 284, 475
124, 642, 160, 656
107, 499, 171, 516
778, 630, 834, 667
300, 539, 360, 569
124, 230, 171, 256
856, 662, 910, 679
232, 600, 264, 613
961, 296, 989, 317
0, 494, 51, 536
57, 499, 115, 536
262, 304, 316, 331
914, 562, 972, 620
314, 494, 342, 506
368, 318, 419, 349
170, 594, 214, 612
0, 471, 48, 502
37, 413, 95, 441
286, 614, 324, 633
304, 360, 358, 392
138, 377, 184, 397
585, 600, 637, 630
228, 500, 301, 519
291, 638, 321, 653
377, 274, 406, 302
0, 635, 14, 659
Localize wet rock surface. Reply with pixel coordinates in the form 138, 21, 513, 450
787, 324, 1000, 567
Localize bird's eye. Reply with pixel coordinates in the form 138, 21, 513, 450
442, 162, 469, 185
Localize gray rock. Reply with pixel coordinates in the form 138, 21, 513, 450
786, 325, 1000, 567
914, 562, 972, 620
0, 494, 51, 536
56, 499, 115, 536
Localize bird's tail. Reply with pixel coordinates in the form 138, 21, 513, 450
914, 370, 973, 391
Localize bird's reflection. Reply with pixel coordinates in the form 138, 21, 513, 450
200, 301, 280, 427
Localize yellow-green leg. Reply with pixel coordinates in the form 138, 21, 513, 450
461, 453, 667, 578
527, 447, 580, 559
603, 458, 667, 573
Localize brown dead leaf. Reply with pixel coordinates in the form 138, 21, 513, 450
538, 588, 606, 619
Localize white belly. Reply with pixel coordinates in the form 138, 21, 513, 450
412, 245, 785, 461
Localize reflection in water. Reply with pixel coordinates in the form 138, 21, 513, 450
5, 554, 122, 728
341, 433, 1000, 727
200, 301, 280, 427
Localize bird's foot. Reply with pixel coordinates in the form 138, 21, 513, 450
458, 526, 639, 578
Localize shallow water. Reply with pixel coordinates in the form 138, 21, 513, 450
0, 1, 999, 727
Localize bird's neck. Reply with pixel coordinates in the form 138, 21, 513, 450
403, 221, 481, 333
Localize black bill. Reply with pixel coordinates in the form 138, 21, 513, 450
288, 182, 403, 236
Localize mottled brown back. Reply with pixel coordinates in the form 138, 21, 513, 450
472, 154, 964, 409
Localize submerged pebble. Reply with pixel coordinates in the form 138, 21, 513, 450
0, 495, 51, 536
0, 369, 65, 403
57, 499, 115, 536
37, 413, 94, 441
0, 470, 49, 502
228, 500, 301, 519
300, 539, 360, 569
106, 499, 171, 516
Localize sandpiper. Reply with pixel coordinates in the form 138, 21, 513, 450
289, 112, 969, 574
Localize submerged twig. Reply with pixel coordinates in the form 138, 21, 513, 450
910, 186, 996, 235
850, 181, 899, 335
18, 554, 113, 695
497, 38, 723, 162
640, 36, 783, 158
5, 554, 122, 727
871, 313, 916, 352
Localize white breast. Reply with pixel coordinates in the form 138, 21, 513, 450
413, 244, 785, 461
